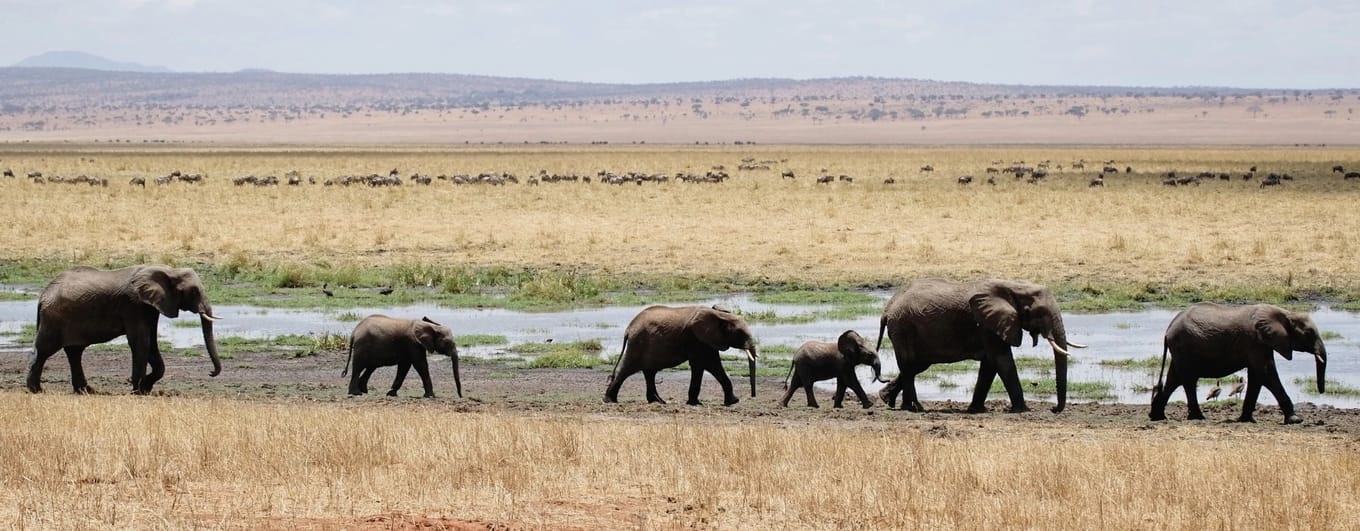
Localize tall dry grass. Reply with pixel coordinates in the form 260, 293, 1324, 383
0, 393, 1355, 529
0, 145, 1358, 290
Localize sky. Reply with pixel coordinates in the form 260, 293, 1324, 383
2, 0, 1358, 89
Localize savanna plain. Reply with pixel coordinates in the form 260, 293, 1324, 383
3, 144, 1360, 529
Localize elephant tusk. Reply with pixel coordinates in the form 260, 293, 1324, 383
1066, 341, 1088, 349
1048, 338, 1072, 357
201, 313, 221, 322
746, 349, 759, 361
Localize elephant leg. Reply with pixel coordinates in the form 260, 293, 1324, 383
412, 356, 435, 398
605, 362, 639, 403
779, 369, 800, 407
65, 346, 93, 394
994, 355, 1029, 413
347, 365, 366, 396
1149, 360, 1184, 421
27, 335, 62, 393
706, 362, 739, 406
128, 334, 152, 395
803, 378, 819, 408
878, 376, 900, 408
832, 379, 848, 409
643, 370, 665, 404
968, 357, 999, 414
1238, 366, 1265, 423
1182, 373, 1204, 421
1259, 364, 1299, 424
358, 366, 377, 394
387, 362, 411, 397
847, 375, 873, 409
143, 340, 166, 393
899, 363, 929, 412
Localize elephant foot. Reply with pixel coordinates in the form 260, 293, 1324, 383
422, 393, 436, 399
74, 386, 95, 395
385, 390, 399, 397
1236, 415, 1257, 424
832, 403, 843, 409
647, 396, 667, 404
966, 404, 988, 414
1283, 415, 1303, 425
686, 398, 703, 406
26, 383, 42, 394
860, 401, 873, 409
1007, 404, 1031, 414
603, 396, 618, 404
1187, 413, 1206, 421
722, 396, 739, 406
1149, 411, 1167, 421
1049, 404, 1065, 414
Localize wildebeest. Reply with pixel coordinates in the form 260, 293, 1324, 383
919, 164, 934, 172
816, 175, 834, 184
1089, 176, 1104, 187
1333, 165, 1345, 173
1260, 174, 1282, 188
883, 177, 896, 185
781, 170, 795, 179
128, 176, 145, 187
1345, 171, 1360, 180
1, 168, 12, 178
957, 175, 973, 185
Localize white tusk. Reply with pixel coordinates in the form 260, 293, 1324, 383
201, 313, 221, 322
1066, 341, 1088, 349
746, 349, 758, 362
1048, 338, 1072, 357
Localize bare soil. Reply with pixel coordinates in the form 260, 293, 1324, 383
5, 345, 1359, 439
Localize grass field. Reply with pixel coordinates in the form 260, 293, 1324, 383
4, 144, 1360, 529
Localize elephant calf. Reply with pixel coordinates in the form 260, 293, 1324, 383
780, 330, 885, 408
343, 315, 462, 398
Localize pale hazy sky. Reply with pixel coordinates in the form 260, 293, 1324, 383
3, 0, 1358, 88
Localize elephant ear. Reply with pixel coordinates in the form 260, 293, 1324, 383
1253, 306, 1293, 360
691, 308, 734, 351
837, 330, 863, 355
969, 285, 1021, 347
130, 267, 180, 318
412, 319, 438, 351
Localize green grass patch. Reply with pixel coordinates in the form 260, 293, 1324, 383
456, 334, 509, 347
486, 371, 518, 379
525, 351, 603, 369
1099, 357, 1163, 370
936, 380, 960, 389
1321, 331, 1343, 341
989, 378, 1115, 400
751, 290, 882, 306
759, 344, 797, 356
0, 323, 37, 344
507, 339, 604, 356
332, 311, 363, 322
170, 319, 202, 328
0, 291, 35, 301
1113, 322, 1134, 330
734, 303, 881, 325
1293, 377, 1360, 396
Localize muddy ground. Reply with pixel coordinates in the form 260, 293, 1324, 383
5, 346, 1360, 442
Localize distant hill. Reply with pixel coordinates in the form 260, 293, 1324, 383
13, 51, 171, 73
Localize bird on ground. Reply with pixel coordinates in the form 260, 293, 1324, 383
1205, 380, 1222, 401
321, 283, 334, 297
1228, 376, 1245, 397
377, 287, 394, 296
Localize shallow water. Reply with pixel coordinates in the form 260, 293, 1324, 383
2, 294, 1357, 407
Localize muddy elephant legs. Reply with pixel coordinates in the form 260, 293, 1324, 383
778, 369, 819, 408
387, 362, 411, 396
643, 370, 665, 403
687, 358, 739, 406
64, 346, 94, 394
1239, 365, 1301, 424
128, 333, 164, 395
969, 353, 1028, 414
25, 344, 58, 393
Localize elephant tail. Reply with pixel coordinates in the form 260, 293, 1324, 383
875, 313, 888, 352
783, 362, 795, 390
607, 334, 629, 384
341, 334, 355, 377
1152, 339, 1169, 398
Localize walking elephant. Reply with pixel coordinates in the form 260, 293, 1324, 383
876, 278, 1086, 414
780, 330, 887, 408
604, 305, 758, 406
343, 315, 461, 398
27, 265, 222, 394
1149, 303, 1326, 424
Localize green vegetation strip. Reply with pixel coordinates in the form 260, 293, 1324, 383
1294, 377, 1360, 397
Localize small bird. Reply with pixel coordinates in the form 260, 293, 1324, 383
1205, 380, 1222, 401
321, 283, 333, 297
1229, 376, 1245, 397
377, 287, 394, 296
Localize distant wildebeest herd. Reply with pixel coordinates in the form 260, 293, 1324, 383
2, 159, 1357, 189
23, 264, 1331, 426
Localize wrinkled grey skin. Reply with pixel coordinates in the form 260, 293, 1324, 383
605, 305, 759, 406
1150, 303, 1326, 424
876, 278, 1079, 414
28, 265, 222, 394
780, 330, 887, 408
344, 315, 461, 398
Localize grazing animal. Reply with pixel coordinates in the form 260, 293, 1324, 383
920, 164, 934, 172
1333, 165, 1344, 173
129, 176, 146, 187
883, 177, 896, 185
1089, 177, 1104, 187
986, 176, 996, 185
1345, 171, 1360, 180
781, 170, 795, 179
377, 287, 394, 296
2, 168, 13, 178
816, 175, 834, 184
957, 175, 973, 185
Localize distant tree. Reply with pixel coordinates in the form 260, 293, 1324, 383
1065, 105, 1087, 119
1247, 105, 1263, 118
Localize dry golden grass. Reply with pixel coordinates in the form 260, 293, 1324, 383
2, 145, 1359, 292
1, 393, 1355, 529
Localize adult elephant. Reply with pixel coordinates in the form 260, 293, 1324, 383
1149, 303, 1326, 424
343, 315, 461, 398
27, 265, 222, 394
876, 278, 1085, 414
604, 305, 758, 406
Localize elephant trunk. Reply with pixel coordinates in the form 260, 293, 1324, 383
1050, 321, 1069, 414
451, 351, 463, 398
1315, 343, 1327, 394
871, 359, 887, 383
199, 311, 222, 377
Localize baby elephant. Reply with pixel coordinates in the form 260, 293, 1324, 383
343, 315, 462, 398
780, 330, 885, 408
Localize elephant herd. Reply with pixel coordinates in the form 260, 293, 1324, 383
22, 265, 1331, 425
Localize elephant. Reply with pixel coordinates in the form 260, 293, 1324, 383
1149, 303, 1326, 424
875, 278, 1086, 414
779, 330, 887, 408
27, 265, 222, 394
604, 305, 758, 406
343, 315, 461, 398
